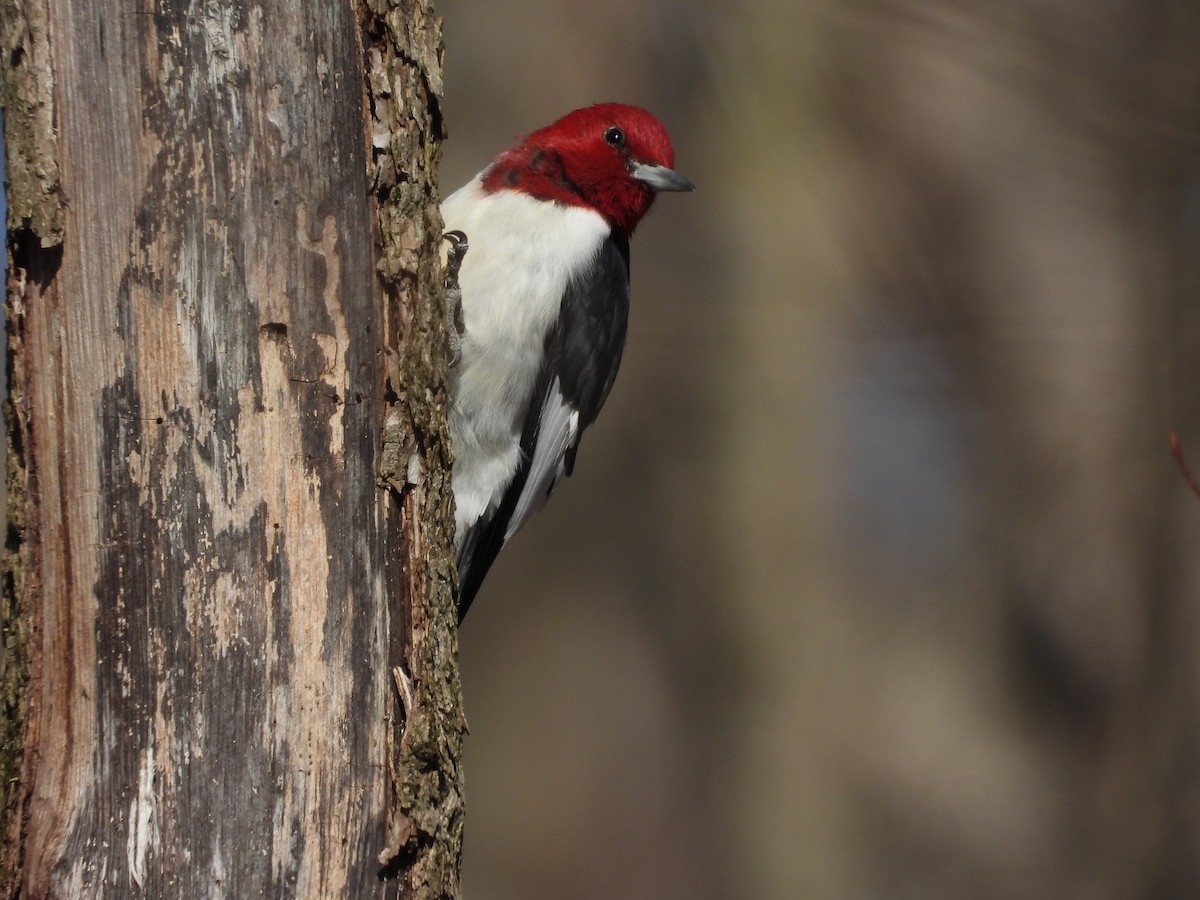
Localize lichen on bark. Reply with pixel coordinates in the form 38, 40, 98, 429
0, 0, 64, 245
360, 0, 465, 896
0, 282, 33, 887
0, 0, 63, 885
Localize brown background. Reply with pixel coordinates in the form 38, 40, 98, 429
440, 2, 1200, 898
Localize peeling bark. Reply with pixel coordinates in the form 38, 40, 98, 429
362, 0, 465, 896
1, 0, 459, 896
0, 0, 64, 246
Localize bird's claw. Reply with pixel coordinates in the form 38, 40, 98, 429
441, 230, 468, 368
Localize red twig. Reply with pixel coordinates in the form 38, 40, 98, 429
1169, 432, 1200, 500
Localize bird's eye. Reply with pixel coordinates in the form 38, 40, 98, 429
604, 126, 626, 148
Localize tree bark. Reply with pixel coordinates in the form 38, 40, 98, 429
0, 0, 463, 896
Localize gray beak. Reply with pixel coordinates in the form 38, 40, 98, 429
631, 161, 695, 192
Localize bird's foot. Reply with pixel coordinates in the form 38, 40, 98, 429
441, 230, 468, 367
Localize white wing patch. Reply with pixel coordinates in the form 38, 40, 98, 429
505, 378, 579, 541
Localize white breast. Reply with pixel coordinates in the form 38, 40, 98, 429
441, 178, 609, 540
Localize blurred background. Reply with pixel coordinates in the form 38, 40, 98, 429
443, 1, 1200, 898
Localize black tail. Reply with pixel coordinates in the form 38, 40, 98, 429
454, 514, 508, 622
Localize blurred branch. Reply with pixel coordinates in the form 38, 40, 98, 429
1169, 432, 1200, 500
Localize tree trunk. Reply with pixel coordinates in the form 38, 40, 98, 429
0, 0, 463, 896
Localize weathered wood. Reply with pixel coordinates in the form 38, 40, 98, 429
1, 0, 462, 895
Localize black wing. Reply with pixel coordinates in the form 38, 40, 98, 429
456, 234, 631, 620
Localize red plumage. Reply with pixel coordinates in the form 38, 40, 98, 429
481, 103, 679, 236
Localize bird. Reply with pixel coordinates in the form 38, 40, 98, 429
442, 103, 693, 620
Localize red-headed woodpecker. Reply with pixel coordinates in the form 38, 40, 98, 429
443, 103, 693, 619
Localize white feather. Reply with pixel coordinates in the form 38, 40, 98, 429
442, 177, 608, 544
506, 378, 579, 540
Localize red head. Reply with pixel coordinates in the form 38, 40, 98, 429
482, 103, 693, 236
